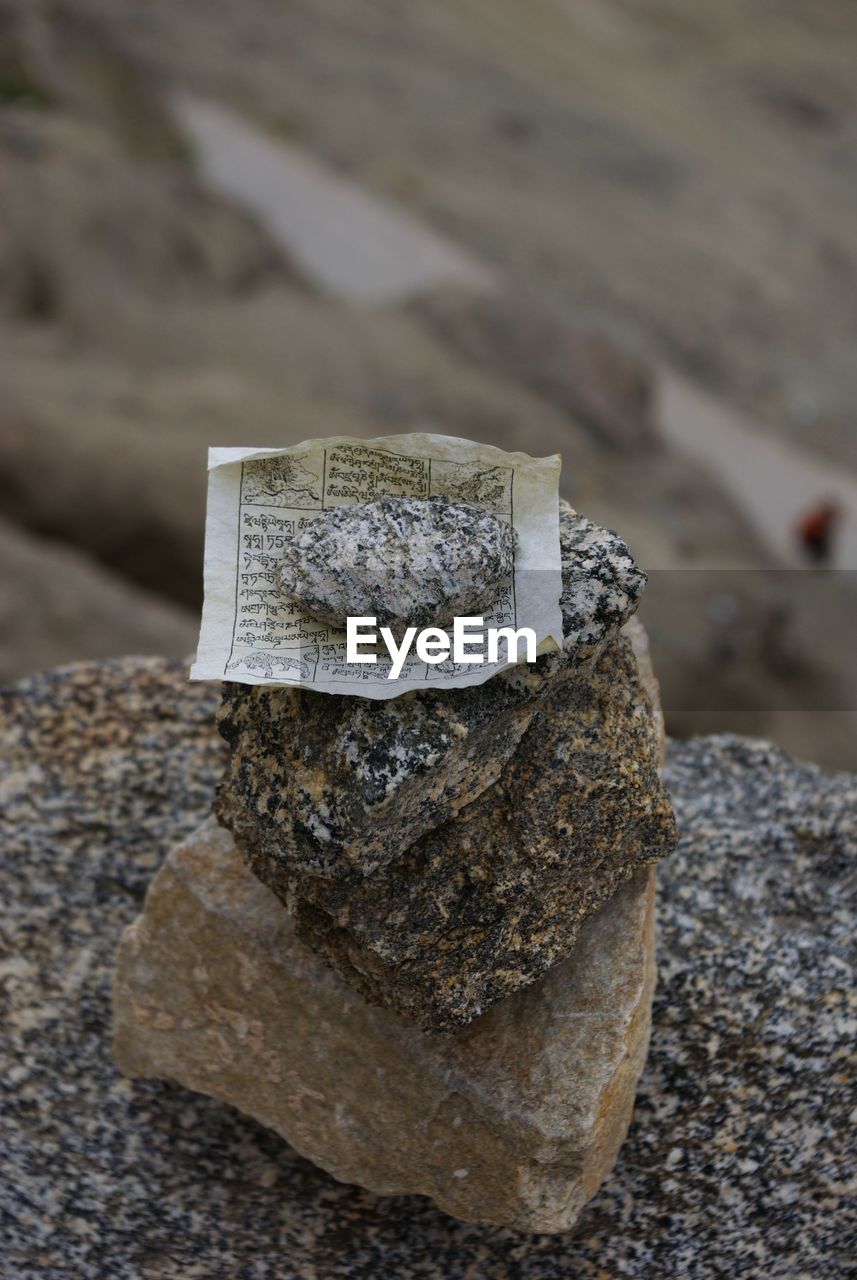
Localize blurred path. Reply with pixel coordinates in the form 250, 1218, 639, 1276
173, 96, 495, 304
176, 93, 857, 572
658, 373, 857, 570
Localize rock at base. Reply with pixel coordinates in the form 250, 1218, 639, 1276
113, 819, 656, 1233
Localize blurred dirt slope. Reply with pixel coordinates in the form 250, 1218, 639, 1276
0, 518, 195, 681
71, 0, 857, 469
1, 0, 855, 767
0, 0, 760, 598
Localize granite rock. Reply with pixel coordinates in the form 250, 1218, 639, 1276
216, 503, 646, 880
277, 494, 516, 631
558, 500, 647, 662
2, 657, 853, 1275
113, 817, 657, 1233
216, 647, 564, 879
244, 633, 676, 1030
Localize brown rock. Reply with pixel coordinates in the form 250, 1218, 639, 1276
113, 817, 656, 1233
215, 649, 554, 879
625, 614, 665, 757
245, 634, 675, 1031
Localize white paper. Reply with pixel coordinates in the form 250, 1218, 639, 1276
191, 433, 563, 698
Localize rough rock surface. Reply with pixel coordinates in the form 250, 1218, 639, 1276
1, 656, 853, 1275
217, 650, 559, 879
216, 503, 646, 881
558, 500, 647, 661
241, 634, 675, 1031
277, 494, 516, 631
114, 818, 657, 1233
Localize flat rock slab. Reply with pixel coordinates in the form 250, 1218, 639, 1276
277, 494, 516, 631
2, 657, 853, 1276
114, 818, 657, 1232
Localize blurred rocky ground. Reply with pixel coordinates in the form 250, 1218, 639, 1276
1, 0, 856, 767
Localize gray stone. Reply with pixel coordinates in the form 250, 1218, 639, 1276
216, 502, 646, 880
559, 499, 647, 661
113, 817, 657, 1233
215, 650, 557, 879
276, 494, 516, 631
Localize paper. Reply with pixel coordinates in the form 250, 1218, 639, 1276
191, 433, 563, 698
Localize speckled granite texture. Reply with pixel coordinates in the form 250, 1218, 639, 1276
2, 658, 854, 1277
558, 500, 646, 663
277, 494, 516, 631
217, 504, 665, 1029
216, 503, 646, 883
238, 635, 675, 1031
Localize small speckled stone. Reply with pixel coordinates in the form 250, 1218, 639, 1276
277, 494, 516, 630
559, 500, 647, 661
239, 632, 676, 1031
216, 503, 646, 880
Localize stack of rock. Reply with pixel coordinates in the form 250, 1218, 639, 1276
113, 498, 677, 1232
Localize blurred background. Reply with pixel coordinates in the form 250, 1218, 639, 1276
2, 0, 856, 767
